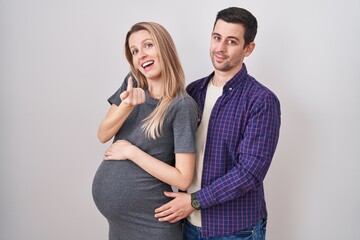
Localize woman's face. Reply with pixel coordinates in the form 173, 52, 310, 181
128, 30, 161, 81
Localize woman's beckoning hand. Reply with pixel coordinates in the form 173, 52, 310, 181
120, 76, 145, 105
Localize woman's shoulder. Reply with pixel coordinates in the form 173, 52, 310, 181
165, 92, 199, 119
171, 91, 198, 108
166, 91, 199, 124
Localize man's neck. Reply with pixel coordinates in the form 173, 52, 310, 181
213, 64, 243, 87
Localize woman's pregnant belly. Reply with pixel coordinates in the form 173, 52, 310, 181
92, 160, 172, 222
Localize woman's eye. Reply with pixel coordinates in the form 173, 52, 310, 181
145, 43, 153, 48
132, 49, 138, 55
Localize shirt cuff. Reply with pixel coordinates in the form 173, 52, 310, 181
197, 186, 218, 209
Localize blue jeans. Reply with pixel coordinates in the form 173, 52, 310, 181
183, 218, 267, 240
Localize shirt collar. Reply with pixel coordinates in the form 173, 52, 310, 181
223, 63, 248, 92
198, 64, 248, 92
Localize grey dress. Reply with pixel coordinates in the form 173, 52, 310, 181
92, 77, 198, 240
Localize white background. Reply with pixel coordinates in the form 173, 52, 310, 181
1, 0, 359, 239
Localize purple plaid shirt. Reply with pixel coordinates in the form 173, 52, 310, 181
186, 64, 281, 237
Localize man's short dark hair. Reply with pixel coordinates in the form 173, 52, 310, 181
214, 7, 258, 46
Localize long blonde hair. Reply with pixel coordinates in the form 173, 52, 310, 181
124, 22, 186, 139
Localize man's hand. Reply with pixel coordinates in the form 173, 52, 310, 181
154, 191, 195, 223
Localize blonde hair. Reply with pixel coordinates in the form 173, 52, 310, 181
124, 22, 186, 139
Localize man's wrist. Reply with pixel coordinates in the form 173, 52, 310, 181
190, 192, 201, 210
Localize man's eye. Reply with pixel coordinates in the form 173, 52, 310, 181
213, 36, 221, 41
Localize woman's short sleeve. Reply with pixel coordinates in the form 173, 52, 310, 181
172, 94, 199, 153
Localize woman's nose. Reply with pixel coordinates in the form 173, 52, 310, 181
139, 49, 147, 58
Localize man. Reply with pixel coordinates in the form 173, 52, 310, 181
154, 7, 281, 239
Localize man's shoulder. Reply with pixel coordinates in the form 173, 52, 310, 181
187, 77, 206, 87
245, 76, 278, 98
186, 77, 208, 94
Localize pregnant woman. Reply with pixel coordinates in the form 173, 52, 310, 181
92, 22, 198, 240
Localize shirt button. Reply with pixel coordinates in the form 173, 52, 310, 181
229, 87, 232, 91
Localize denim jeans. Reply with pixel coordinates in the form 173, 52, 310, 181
183, 218, 267, 240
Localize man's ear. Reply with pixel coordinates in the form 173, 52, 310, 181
244, 42, 256, 57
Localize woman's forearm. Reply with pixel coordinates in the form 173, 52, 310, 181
128, 145, 195, 191
97, 103, 135, 143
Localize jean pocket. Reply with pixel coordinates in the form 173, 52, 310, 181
233, 229, 254, 239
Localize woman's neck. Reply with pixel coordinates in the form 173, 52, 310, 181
147, 79, 163, 99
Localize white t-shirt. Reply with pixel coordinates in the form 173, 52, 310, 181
187, 79, 223, 227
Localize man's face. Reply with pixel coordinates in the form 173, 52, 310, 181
210, 19, 254, 73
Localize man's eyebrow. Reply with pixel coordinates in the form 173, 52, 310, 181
212, 33, 240, 41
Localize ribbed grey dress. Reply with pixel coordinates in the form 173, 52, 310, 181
92, 79, 198, 240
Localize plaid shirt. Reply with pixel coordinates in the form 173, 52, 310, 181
186, 64, 281, 237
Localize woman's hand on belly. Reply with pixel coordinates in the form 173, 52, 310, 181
103, 139, 134, 161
